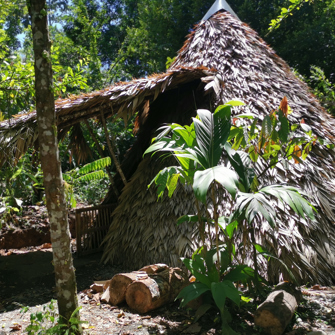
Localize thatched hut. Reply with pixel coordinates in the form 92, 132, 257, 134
1, 11, 334, 284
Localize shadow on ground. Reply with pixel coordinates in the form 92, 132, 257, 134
0, 250, 118, 312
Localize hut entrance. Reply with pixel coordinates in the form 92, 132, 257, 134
75, 204, 115, 256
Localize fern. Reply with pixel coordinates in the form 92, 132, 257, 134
76, 170, 107, 183
63, 157, 111, 208
78, 157, 111, 175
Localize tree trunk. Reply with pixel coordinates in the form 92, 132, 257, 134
28, 0, 80, 328
254, 282, 302, 335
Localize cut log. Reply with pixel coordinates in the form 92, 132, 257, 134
254, 282, 302, 335
109, 271, 149, 305
125, 267, 189, 313
108, 264, 169, 305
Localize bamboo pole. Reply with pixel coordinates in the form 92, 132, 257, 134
100, 111, 128, 186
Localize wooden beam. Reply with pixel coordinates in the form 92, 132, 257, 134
100, 111, 128, 186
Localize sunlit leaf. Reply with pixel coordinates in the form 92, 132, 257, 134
193, 166, 239, 204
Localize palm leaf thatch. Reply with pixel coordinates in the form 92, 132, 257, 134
102, 11, 335, 285
0, 67, 213, 166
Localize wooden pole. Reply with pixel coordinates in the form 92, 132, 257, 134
100, 111, 128, 186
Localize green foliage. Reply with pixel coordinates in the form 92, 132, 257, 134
0, 0, 15, 59
0, 196, 22, 229
145, 102, 244, 203
0, 47, 89, 118
308, 66, 335, 116
230, 0, 335, 81
62, 0, 103, 89
268, 0, 310, 33
145, 99, 321, 333
177, 247, 254, 335
0, 151, 44, 206
63, 157, 111, 207
21, 299, 86, 335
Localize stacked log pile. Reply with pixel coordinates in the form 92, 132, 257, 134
94, 264, 189, 313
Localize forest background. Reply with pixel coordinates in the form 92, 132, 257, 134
0, 0, 335, 209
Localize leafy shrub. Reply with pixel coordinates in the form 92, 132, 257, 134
145, 99, 328, 333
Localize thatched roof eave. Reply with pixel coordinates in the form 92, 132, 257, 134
0, 66, 215, 165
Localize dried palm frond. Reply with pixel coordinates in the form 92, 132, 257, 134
68, 123, 92, 165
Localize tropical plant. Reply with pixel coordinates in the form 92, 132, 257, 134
21, 299, 87, 335
0, 150, 44, 206
308, 65, 335, 116
63, 156, 111, 207
144, 99, 325, 333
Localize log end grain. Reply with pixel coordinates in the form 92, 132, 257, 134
254, 289, 299, 335
125, 281, 153, 314
109, 272, 148, 305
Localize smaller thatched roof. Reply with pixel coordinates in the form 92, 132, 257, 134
0, 66, 215, 165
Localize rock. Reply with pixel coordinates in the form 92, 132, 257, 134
306, 331, 327, 335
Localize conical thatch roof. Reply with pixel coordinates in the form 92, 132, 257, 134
102, 11, 335, 285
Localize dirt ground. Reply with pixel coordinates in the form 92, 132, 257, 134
1, 247, 335, 335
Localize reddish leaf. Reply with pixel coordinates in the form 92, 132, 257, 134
280, 96, 288, 117
293, 145, 302, 164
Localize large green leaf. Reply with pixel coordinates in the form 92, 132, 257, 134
211, 280, 240, 309
176, 283, 210, 307
143, 138, 183, 156
220, 249, 231, 273
148, 166, 180, 199
226, 149, 255, 192
234, 192, 276, 227
260, 185, 316, 221
192, 108, 231, 169
262, 115, 272, 139
171, 124, 196, 147
177, 214, 207, 226
204, 248, 217, 275
223, 265, 249, 282
193, 166, 239, 204
256, 247, 297, 283
182, 258, 212, 287
225, 220, 238, 239
76, 170, 106, 182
